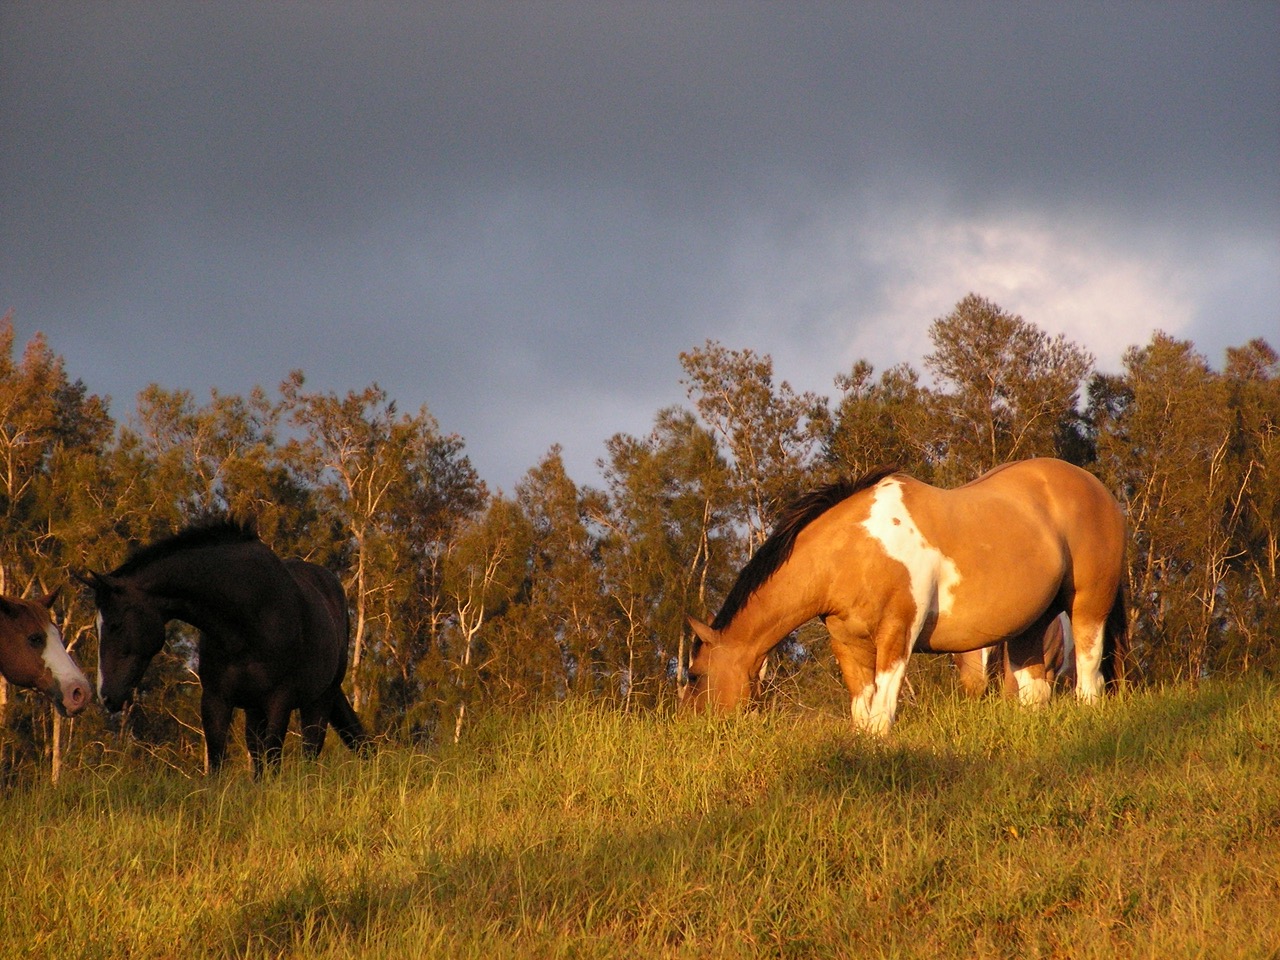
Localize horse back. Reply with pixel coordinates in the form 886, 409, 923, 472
879, 459, 1125, 649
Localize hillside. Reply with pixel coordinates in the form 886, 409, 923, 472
2, 680, 1277, 959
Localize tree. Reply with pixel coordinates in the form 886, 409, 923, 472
1221, 338, 1280, 672
1094, 333, 1245, 681
281, 374, 483, 715
514, 448, 609, 699
822, 360, 934, 481
0, 315, 114, 781
441, 496, 528, 740
924, 293, 1094, 481
679, 341, 825, 548
597, 407, 736, 705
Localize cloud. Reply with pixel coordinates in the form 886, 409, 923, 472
2, 3, 1274, 492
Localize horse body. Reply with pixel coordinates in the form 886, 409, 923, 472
685, 459, 1126, 734
83, 522, 366, 774
0, 592, 91, 717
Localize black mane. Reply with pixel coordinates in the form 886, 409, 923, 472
111, 518, 260, 577
711, 465, 899, 631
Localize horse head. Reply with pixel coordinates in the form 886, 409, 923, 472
74, 570, 166, 713
680, 617, 760, 713
0, 590, 92, 717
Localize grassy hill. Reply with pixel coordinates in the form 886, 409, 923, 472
3, 679, 1277, 959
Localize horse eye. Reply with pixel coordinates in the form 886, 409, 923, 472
27, 632, 45, 650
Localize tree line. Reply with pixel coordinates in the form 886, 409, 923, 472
1, 293, 1276, 780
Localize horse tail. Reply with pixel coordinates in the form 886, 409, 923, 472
1102, 582, 1129, 690
330, 689, 370, 753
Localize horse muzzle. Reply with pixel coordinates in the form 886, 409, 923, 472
98, 685, 133, 715
46, 675, 91, 718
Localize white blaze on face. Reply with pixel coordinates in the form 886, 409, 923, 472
96, 611, 105, 701
41, 622, 90, 706
861, 479, 962, 643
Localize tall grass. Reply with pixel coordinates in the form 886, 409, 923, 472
2, 679, 1278, 959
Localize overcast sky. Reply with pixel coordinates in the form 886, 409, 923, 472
3, 4, 1276, 491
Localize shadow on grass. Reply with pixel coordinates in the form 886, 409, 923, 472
803, 736, 968, 799
1053, 682, 1256, 770
224, 809, 763, 955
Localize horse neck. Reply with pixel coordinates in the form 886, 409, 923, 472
717, 559, 823, 661
130, 545, 267, 628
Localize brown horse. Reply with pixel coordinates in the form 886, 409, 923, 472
0, 591, 92, 717
683, 458, 1127, 733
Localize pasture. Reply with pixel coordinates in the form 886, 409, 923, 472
2, 679, 1278, 959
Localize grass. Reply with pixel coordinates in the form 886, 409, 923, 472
2, 678, 1278, 959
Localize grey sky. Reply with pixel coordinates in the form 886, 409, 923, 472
3, 3, 1276, 490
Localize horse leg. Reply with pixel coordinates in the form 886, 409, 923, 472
201, 695, 234, 775
259, 698, 293, 773
865, 626, 913, 733
1005, 613, 1058, 706
299, 697, 330, 761
829, 616, 911, 735
1042, 614, 1075, 689
826, 619, 878, 731
1069, 610, 1108, 702
243, 706, 269, 778
953, 648, 991, 697
328, 687, 368, 753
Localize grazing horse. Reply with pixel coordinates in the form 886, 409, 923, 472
682, 458, 1127, 734
77, 520, 367, 775
0, 591, 92, 717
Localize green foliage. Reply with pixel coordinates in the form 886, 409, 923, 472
2, 682, 1277, 958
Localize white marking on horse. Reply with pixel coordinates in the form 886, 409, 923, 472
96, 611, 105, 700
1012, 665, 1051, 706
1074, 623, 1106, 701
41, 622, 90, 708
861, 479, 962, 641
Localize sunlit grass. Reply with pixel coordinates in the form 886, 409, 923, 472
2, 679, 1277, 958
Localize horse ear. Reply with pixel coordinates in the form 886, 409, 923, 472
687, 616, 719, 649
72, 569, 114, 594
39, 586, 62, 609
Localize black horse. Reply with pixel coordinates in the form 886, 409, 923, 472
78, 520, 366, 775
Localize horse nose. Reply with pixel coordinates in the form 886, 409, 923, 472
66, 681, 90, 716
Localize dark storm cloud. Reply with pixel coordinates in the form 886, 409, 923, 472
2, 3, 1276, 487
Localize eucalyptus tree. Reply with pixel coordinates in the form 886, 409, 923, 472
679, 341, 825, 549
822, 360, 935, 482
597, 407, 736, 705
924, 293, 1094, 482
0, 316, 113, 779
514, 447, 609, 699
440, 495, 529, 739
1093, 333, 1245, 680
1220, 338, 1279, 672
280, 373, 483, 716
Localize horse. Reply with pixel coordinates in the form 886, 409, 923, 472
76, 520, 367, 775
682, 458, 1127, 734
0, 590, 92, 717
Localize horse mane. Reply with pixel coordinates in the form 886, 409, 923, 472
710, 465, 900, 631
111, 518, 260, 577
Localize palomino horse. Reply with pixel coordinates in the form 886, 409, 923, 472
0, 591, 92, 717
77, 520, 367, 775
683, 458, 1126, 734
